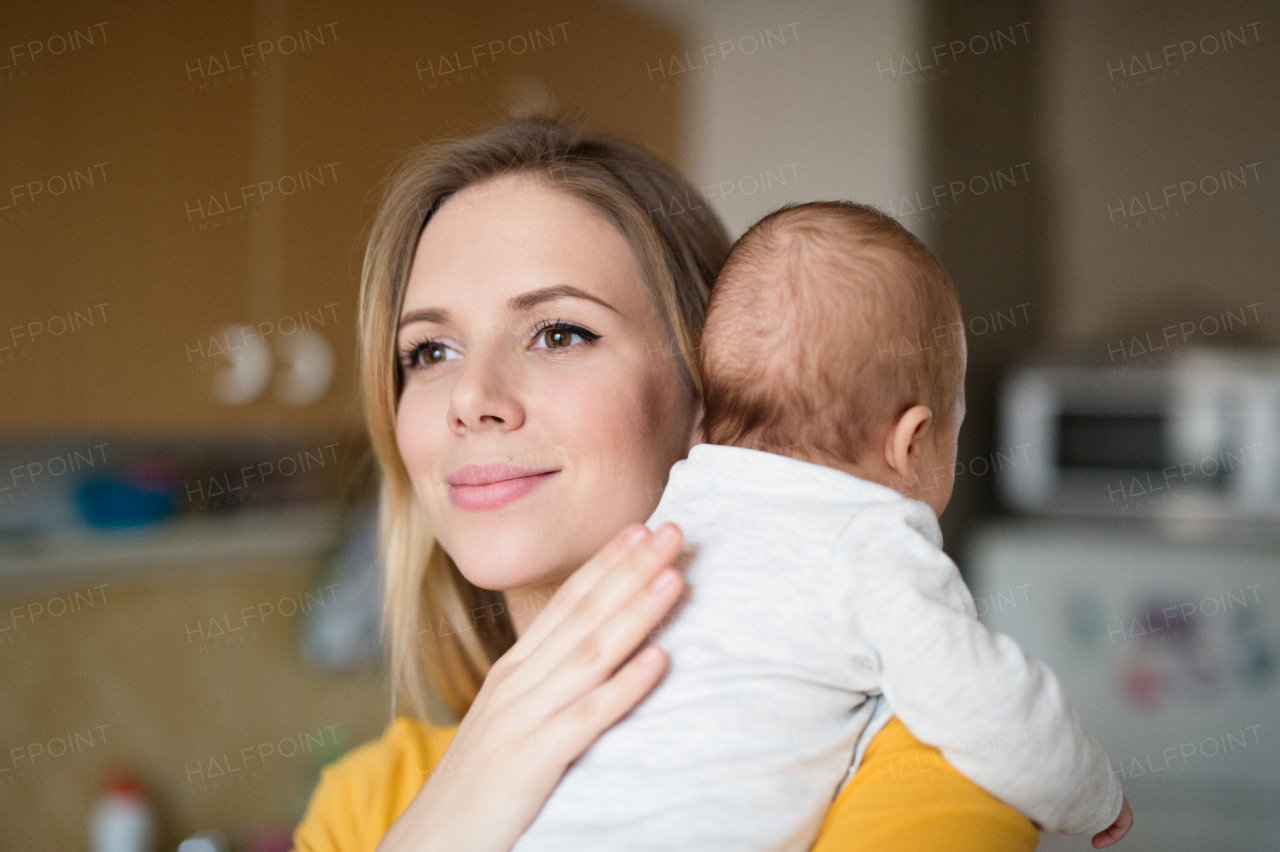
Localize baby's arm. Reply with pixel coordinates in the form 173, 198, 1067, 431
831, 503, 1124, 838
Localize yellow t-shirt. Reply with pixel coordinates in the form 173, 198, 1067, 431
291, 716, 1037, 852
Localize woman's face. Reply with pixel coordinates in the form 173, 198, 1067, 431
395, 173, 701, 596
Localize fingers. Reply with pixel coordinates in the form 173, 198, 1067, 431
515, 562, 684, 723
544, 643, 671, 764
499, 523, 683, 703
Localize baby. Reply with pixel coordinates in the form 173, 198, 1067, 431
513, 201, 1129, 851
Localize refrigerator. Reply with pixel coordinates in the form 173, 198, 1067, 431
967, 518, 1280, 850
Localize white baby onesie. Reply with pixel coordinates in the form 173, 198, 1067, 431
512, 444, 1122, 852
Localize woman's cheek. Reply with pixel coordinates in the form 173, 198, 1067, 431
595, 363, 683, 505
574, 369, 648, 449
395, 390, 443, 507
636, 353, 694, 460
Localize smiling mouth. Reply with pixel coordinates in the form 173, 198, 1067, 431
446, 469, 559, 511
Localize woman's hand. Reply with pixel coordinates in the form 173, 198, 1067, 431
375, 522, 686, 852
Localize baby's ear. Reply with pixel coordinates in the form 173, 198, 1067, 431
885, 405, 934, 478
906, 406, 935, 450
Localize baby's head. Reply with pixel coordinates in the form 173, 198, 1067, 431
699, 201, 966, 516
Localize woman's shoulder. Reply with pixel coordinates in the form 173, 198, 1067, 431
291, 715, 459, 852
323, 714, 459, 788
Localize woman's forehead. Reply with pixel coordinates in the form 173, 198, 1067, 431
403, 178, 647, 318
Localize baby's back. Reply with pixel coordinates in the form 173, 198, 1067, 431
512, 445, 889, 852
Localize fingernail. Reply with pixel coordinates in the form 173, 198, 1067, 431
620, 525, 647, 550
636, 645, 662, 667
653, 523, 678, 549
648, 568, 677, 594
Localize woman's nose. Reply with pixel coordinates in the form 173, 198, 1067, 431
447, 348, 525, 434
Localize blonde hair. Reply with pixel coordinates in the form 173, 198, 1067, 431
358, 117, 730, 720
702, 201, 963, 465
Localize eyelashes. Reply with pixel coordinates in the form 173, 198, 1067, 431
399, 338, 453, 371
529, 317, 602, 349
399, 319, 602, 372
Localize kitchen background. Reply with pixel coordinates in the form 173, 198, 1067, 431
1, 0, 1276, 849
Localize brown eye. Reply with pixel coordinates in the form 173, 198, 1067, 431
403, 340, 459, 370
542, 327, 573, 348
531, 322, 599, 351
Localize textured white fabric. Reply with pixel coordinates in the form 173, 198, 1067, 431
513, 444, 1122, 851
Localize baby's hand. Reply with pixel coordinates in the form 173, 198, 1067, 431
1091, 796, 1133, 848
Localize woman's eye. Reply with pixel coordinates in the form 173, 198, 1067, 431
404, 340, 459, 369
533, 322, 599, 351
540, 327, 578, 349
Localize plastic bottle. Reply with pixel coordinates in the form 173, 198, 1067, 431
91, 768, 156, 852
177, 830, 230, 852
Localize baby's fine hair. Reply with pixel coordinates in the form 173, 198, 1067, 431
700, 200, 965, 465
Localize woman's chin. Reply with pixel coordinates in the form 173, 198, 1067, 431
448, 539, 569, 593
458, 562, 562, 593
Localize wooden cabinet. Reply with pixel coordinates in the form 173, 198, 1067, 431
0, 0, 683, 436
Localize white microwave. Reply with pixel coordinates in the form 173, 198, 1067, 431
997, 348, 1280, 520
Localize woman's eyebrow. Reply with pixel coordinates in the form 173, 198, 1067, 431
397, 285, 618, 330
397, 307, 450, 330
508, 284, 618, 314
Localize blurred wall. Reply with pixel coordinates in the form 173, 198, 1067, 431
1039, 0, 1277, 349
627, 0, 928, 238
0, 557, 400, 851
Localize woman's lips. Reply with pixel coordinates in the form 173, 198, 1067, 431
446, 465, 559, 511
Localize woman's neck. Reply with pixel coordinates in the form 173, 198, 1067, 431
503, 577, 567, 637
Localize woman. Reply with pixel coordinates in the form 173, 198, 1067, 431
291, 117, 1038, 852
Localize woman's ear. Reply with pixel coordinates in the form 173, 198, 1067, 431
884, 405, 933, 484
